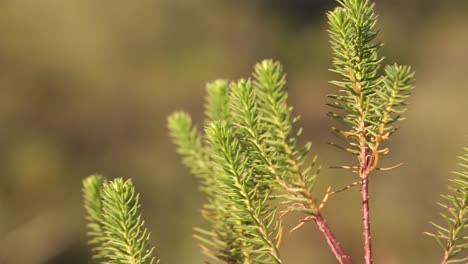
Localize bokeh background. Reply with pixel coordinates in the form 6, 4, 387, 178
1, 0, 467, 263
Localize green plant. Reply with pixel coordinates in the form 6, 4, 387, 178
83, 175, 159, 264
327, 0, 415, 262
426, 148, 468, 264
82, 0, 468, 263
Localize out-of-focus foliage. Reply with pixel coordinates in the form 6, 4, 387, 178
426, 148, 468, 263
83, 175, 108, 261
0, 0, 468, 263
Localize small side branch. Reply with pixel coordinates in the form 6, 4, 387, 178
330, 180, 361, 194
284, 194, 352, 264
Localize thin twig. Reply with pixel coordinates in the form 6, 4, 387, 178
330, 180, 361, 194
375, 163, 404, 171
283, 189, 352, 263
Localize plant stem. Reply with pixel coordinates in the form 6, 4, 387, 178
357, 99, 374, 264
361, 175, 372, 264
358, 139, 374, 264
314, 212, 352, 264
441, 253, 449, 264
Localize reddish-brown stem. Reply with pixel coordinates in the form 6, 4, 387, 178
356, 107, 374, 264
314, 212, 352, 264
361, 175, 372, 264
441, 254, 449, 264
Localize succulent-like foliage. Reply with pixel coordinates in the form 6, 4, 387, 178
426, 148, 468, 264
83, 176, 159, 264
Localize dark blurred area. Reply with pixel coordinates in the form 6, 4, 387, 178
0, 0, 467, 263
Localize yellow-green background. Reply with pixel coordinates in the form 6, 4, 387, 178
0, 0, 467, 263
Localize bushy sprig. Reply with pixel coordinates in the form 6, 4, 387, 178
327, 0, 415, 160
228, 78, 279, 200
426, 148, 468, 264
100, 178, 157, 264
373, 64, 415, 151
170, 75, 284, 264
206, 121, 282, 263
327, 0, 382, 148
83, 176, 159, 264
168, 111, 246, 263
253, 61, 320, 215
169, 60, 352, 263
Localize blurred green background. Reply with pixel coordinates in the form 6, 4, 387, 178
0, 0, 467, 263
